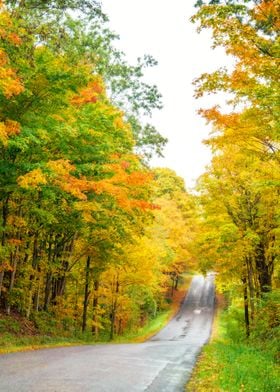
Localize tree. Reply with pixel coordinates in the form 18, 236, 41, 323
192, 0, 280, 161
192, 0, 280, 336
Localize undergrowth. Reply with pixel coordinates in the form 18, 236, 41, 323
0, 274, 192, 354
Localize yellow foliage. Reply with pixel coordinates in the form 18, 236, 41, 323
17, 168, 47, 189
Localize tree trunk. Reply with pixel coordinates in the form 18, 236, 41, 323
110, 277, 119, 341
44, 237, 54, 311
92, 279, 99, 337
82, 256, 91, 332
246, 257, 255, 321
242, 277, 250, 337
110, 305, 116, 341
0, 271, 4, 300
255, 242, 272, 293
0, 195, 10, 298
6, 250, 19, 315
175, 275, 179, 290
44, 272, 52, 311
34, 279, 41, 312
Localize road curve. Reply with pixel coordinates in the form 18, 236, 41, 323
0, 274, 215, 392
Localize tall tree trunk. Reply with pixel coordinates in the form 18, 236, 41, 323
34, 279, 41, 312
92, 279, 99, 337
175, 275, 179, 290
0, 195, 10, 298
0, 270, 4, 301
6, 249, 19, 315
27, 232, 39, 317
44, 272, 52, 311
246, 257, 255, 321
110, 277, 119, 340
255, 242, 272, 293
44, 237, 53, 311
110, 304, 116, 341
242, 277, 250, 337
82, 256, 91, 332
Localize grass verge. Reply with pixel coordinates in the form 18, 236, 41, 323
186, 296, 280, 392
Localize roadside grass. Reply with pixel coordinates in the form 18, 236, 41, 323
112, 310, 172, 343
0, 333, 90, 354
186, 296, 280, 392
187, 341, 280, 392
0, 312, 95, 354
0, 273, 193, 354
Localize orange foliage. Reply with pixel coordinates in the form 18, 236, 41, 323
47, 160, 89, 200
121, 161, 130, 170
5, 119, 20, 135
7, 238, 23, 247
199, 107, 240, 131
0, 66, 24, 98
254, 0, 280, 29
0, 120, 20, 144
71, 78, 104, 106
0, 10, 24, 98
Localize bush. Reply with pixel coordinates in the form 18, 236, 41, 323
0, 317, 21, 334
31, 311, 58, 335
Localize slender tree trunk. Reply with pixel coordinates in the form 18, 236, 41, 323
110, 304, 116, 341
44, 272, 52, 311
110, 277, 119, 340
246, 257, 255, 321
92, 279, 99, 337
118, 318, 122, 335
34, 279, 41, 312
171, 277, 175, 297
0, 271, 4, 300
0, 195, 10, 298
82, 256, 91, 332
44, 237, 53, 311
26, 289, 33, 319
242, 277, 250, 337
175, 275, 179, 290
6, 250, 19, 315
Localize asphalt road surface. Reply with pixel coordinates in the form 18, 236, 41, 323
0, 274, 215, 392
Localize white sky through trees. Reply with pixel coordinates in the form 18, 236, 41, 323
101, 0, 232, 188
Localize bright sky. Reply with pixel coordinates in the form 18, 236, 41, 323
101, 0, 231, 188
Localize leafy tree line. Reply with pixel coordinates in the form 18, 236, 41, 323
192, 0, 279, 340
0, 0, 195, 339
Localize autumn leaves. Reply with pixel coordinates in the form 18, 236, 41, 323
193, 0, 279, 335
0, 1, 191, 339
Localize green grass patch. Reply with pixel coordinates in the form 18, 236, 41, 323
112, 309, 172, 343
186, 300, 280, 392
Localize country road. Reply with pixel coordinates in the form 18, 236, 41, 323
0, 274, 215, 392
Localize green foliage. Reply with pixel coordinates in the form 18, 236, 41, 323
251, 290, 280, 359
0, 317, 21, 334
0, 0, 195, 344
191, 0, 280, 347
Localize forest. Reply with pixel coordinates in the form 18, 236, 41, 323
188, 1, 280, 390
0, 1, 279, 389
0, 0, 197, 341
